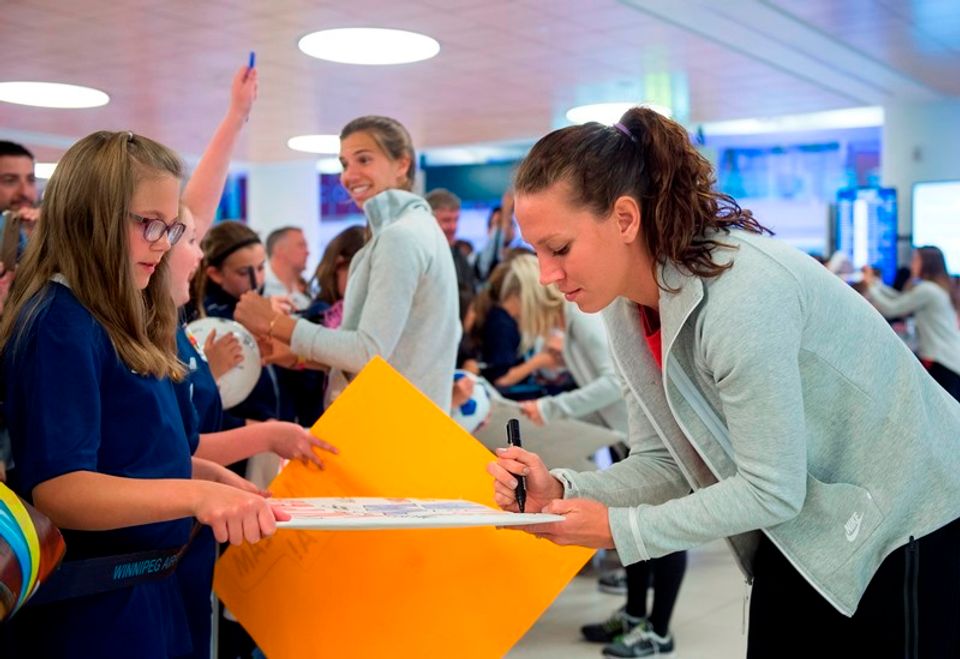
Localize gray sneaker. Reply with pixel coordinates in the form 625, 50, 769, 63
603, 625, 675, 657
597, 569, 628, 595
581, 607, 647, 644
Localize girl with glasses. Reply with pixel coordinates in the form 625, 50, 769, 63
0, 130, 287, 658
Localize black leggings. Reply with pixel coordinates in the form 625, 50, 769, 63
625, 551, 688, 637
927, 361, 960, 403
748, 517, 960, 658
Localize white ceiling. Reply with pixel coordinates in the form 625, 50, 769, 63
3, 0, 958, 164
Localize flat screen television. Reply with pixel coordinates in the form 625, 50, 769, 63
913, 180, 960, 274
835, 187, 898, 284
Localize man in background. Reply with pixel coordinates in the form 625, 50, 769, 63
264, 226, 311, 310
0, 141, 38, 225
474, 191, 523, 282
0, 141, 39, 273
426, 188, 477, 321
0, 140, 38, 482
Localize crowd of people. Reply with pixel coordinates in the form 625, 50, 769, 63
0, 62, 958, 659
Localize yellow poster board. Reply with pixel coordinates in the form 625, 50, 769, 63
214, 357, 593, 658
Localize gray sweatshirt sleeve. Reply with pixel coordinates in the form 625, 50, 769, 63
607, 272, 809, 564
538, 311, 621, 423
867, 281, 935, 318
290, 224, 425, 372
551, 359, 688, 509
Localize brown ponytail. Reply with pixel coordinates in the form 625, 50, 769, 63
514, 107, 770, 284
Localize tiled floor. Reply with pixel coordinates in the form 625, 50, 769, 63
508, 540, 749, 659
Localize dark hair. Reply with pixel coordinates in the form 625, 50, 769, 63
468, 261, 511, 349
915, 245, 957, 308
424, 188, 461, 212
312, 225, 366, 305
191, 221, 262, 309
486, 206, 502, 230
0, 141, 34, 160
892, 266, 912, 292
513, 107, 770, 283
340, 116, 415, 191
265, 226, 302, 257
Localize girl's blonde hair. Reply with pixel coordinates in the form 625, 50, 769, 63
0, 131, 185, 380
501, 253, 564, 352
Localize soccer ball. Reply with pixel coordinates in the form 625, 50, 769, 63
185, 317, 262, 409
451, 370, 492, 434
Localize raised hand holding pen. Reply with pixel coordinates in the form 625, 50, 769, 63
230, 53, 258, 125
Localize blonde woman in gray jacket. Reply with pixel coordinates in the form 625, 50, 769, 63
501, 253, 628, 435
235, 116, 460, 411
488, 107, 960, 658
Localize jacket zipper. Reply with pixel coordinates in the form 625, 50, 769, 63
661, 353, 852, 616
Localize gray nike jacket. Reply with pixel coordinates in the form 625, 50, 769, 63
552, 230, 960, 616
290, 189, 460, 411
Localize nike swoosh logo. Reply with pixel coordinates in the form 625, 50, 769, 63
844, 511, 864, 542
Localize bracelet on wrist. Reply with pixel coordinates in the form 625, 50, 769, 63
267, 313, 281, 339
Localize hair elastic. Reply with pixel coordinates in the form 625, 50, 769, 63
613, 122, 638, 144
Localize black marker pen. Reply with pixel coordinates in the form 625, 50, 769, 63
506, 418, 526, 513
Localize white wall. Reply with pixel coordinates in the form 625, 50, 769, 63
246, 160, 320, 273
882, 98, 960, 262
737, 198, 830, 256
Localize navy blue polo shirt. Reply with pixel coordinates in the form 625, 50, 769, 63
204, 283, 292, 423
175, 326, 223, 442
2, 283, 193, 658
173, 324, 224, 659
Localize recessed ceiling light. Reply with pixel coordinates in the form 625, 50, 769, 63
298, 28, 440, 65
566, 102, 672, 125
35, 162, 57, 179
288, 134, 341, 154
0, 82, 109, 109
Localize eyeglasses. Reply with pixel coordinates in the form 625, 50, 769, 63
129, 212, 186, 246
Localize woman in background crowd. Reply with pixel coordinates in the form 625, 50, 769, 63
863, 245, 960, 402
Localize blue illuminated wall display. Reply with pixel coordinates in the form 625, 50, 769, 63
215, 172, 247, 222
836, 187, 898, 284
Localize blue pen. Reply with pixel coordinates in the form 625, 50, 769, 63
248, 51, 256, 70
506, 418, 526, 513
